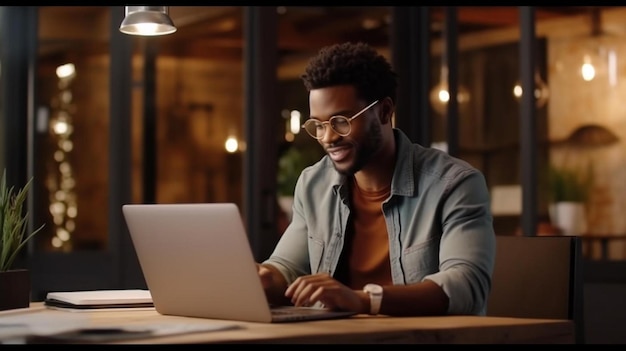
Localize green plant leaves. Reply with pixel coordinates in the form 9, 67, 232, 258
0, 169, 44, 272
277, 146, 323, 196
547, 164, 593, 203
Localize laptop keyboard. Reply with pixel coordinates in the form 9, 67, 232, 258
270, 306, 356, 322
271, 307, 329, 316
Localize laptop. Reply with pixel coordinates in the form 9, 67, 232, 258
122, 203, 356, 323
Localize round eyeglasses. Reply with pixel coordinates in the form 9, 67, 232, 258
301, 100, 379, 140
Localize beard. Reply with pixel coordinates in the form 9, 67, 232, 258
333, 121, 383, 176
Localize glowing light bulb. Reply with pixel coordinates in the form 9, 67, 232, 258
224, 137, 238, 153
512, 71, 550, 108
289, 110, 301, 135
437, 88, 450, 103
56, 63, 76, 79
581, 54, 596, 81
429, 81, 470, 116
429, 65, 471, 116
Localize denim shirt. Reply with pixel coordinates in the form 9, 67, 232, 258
263, 128, 495, 315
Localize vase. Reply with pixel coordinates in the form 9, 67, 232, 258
549, 201, 587, 236
0, 269, 31, 311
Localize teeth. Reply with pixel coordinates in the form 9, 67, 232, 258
329, 148, 349, 162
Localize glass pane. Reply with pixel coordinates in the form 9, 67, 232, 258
34, 6, 112, 252
153, 6, 245, 208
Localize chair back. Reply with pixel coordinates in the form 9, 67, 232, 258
487, 235, 584, 344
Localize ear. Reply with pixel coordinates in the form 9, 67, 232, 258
379, 98, 394, 125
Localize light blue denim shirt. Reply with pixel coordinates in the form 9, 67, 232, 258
263, 128, 495, 315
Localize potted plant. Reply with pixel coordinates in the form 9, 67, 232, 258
0, 169, 45, 311
277, 145, 324, 220
546, 164, 593, 236
547, 165, 592, 204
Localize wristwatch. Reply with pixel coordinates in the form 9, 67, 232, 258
363, 283, 383, 315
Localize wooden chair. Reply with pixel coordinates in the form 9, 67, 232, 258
487, 235, 585, 344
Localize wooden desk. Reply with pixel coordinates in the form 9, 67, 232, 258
1, 304, 575, 344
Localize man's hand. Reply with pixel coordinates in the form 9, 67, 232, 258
284, 273, 368, 313
257, 263, 274, 289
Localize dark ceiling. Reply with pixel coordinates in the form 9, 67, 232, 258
38, 6, 617, 62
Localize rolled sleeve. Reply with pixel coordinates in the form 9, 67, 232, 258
424, 171, 495, 315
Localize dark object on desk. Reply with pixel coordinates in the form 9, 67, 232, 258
0, 269, 30, 311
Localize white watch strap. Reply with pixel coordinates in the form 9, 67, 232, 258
364, 284, 382, 315
369, 293, 381, 315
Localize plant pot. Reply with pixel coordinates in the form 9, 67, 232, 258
0, 269, 31, 311
549, 201, 587, 236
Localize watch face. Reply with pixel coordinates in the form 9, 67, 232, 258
365, 284, 383, 294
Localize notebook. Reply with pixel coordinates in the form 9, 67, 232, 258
44, 289, 154, 310
122, 203, 356, 323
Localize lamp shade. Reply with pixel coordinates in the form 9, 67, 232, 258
119, 6, 177, 36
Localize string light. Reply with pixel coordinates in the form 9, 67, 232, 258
47, 63, 78, 251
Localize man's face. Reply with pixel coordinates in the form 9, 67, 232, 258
308, 85, 383, 176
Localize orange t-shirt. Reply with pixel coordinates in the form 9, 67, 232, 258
345, 180, 393, 289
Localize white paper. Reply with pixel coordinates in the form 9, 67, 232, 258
1, 307, 239, 343
46, 289, 153, 305
0, 308, 88, 341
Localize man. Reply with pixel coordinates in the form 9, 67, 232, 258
258, 42, 495, 316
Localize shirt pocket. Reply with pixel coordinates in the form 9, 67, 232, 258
402, 237, 439, 283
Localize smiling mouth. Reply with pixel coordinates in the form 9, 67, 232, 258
326, 145, 352, 163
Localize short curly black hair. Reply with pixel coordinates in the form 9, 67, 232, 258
301, 42, 397, 104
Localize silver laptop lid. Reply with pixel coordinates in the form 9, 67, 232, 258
122, 203, 273, 323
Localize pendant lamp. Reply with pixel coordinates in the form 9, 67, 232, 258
119, 6, 177, 36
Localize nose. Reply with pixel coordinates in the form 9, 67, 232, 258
319, 124, 340, 143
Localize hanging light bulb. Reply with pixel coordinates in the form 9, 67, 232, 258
578, 43, 611, 83
224, 136, 239, 153
512, 70, 550, 108
578, 7, 607, 83
581, 54, 597, 81
429, 66, 470, 116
